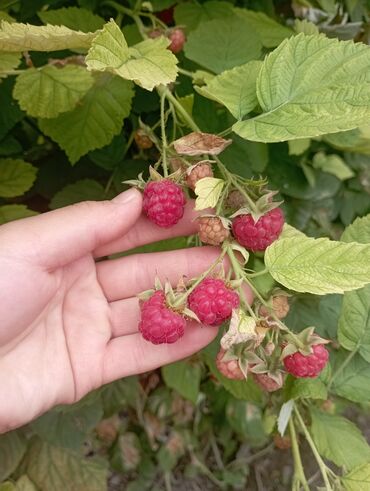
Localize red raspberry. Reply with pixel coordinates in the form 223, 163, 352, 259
168, 28, 186, 54
139, 291, 185, 344
283, 344, 329, 378
143, 180, 186, 228
232, 208, 284, 251
188, 278, 240, 326
252, 373, 282, 392
156, 6, 175, 25
216, 349, 244, 380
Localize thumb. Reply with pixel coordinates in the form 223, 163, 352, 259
3, 189, 143, 268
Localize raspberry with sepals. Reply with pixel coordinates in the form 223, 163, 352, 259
134, 129, 153, 150
226, 189, 247, 210
139, 290, 186, 344
283, 344, 329, 378
198, 216, 229, 246
186, 162, 213, 190
143, 179, 186, 228
216, 348, 244, 380
232, 207, 284, 251
259, 295, 290, 320
168, 28, 186, 53
188, 278, 240, 327
252, 372, 282, 392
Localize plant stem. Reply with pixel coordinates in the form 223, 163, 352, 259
160, 91, 169, 177
101, 0, 134, 16
289, 417, 310, 491
294, 406, 333, 491
246, 268, 268, 278
178, 67, 195, 78
164, 472, 172, 491
161, 87, 201, 132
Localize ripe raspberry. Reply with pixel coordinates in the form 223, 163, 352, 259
134, 129, 153, 150
216, 349, 244, 380
283, 344, 329, 378
139, 291, 185, 344
186, 162, 213, 190
198, 216, 229, 246
260, 295, 290, 320
143, 180, 186, 228
232, 208, 284, 251
188, 278, 240, 326
168, 28, 186, 53
252, 373, 282, 392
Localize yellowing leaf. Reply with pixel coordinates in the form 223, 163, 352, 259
265, 233, 370, 294
173, 132, 231, 155
233, 34, 370, 143
194, 177, 225, 210
13, 65, 94, 118
86, 20, 178, 91
196, 61, 262, 119
39, 74, 134, 164
0, 20, 96, 51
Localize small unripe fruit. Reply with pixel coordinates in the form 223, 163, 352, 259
260, 295, 290, 320
168, 28, 186, 54
198, 216, 230, 246
216, 349, 244, 380
134, 129, 153, 150
186, 162, 213, 190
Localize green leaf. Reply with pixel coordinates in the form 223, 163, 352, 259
38, 7, 105, 33
50, 179, 105, 209
289, 378, 327, 400
15, 476, 37, 491
0, 431, 27, 481
194, 177, 225, 210
341, 214, 370, 244
233, 34, 370, 143
312, 152, 354, 180
101, 377, 140, 416
0, 50, 20, 78
325, 125, 370, 155
0, 20, 96, 51
86, 20, 178, 91
310, 409, 370, 471
162, 360, 201, 404
196, 61, 262, 120
331, 351, 370, 403
13, 65, 94, 118
235, 7, 293, 48
39, 73, 134, 164
31, 402, 103, 449
184, 16, 262, 74
174, 1, 234, 32
265, 233, 370, 295
0, 158, 37, 197
27, 440, 108, 491
288, 138, 311, 155
0, 204, 38, 224
343, 463, 370, 491
0, 11, 15, 23
294, 19, 319, 35
0, 78, 24, 141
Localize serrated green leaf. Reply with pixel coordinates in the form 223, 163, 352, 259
38, 7, 105, 33
196, 61, 262, 120
50, 179, 105, 209
0, 158, 37, 197
343, 463, 370, 491
86, 20, 178, 91
265, 234, 370, 294
174, 1, 234, 32
0, 78, 24, 141
162, 360, 201, 404
325, 125, 370, 155
27, 440, 108, 491
0, 20, 96, 51
0, 204, 38, 224
0, 50, 20, 78
233, 34, 370, 143
39, 73, 134, 164
0, 431, 27, 481
13, 65, 94, 118
331, 351, 370, 403
310, 409, 370, 471
185, 16, 262, 74
289, 378, 327, 400
341, 214, 370, 244
235, 8, 293, 48
194, 177, 224, 210
312, 152, 354, 180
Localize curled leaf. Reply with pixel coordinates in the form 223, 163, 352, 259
173, 132, 232, 156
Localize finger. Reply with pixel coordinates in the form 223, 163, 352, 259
102, 322, 218, 383
1, 189, 143, 269
97, 246, 223, 301
110, 297, 140, 337
94, 200, 201, 258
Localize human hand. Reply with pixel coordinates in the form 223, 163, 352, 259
0, 190, 252, 433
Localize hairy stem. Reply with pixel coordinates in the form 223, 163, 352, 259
289, 417, 310, 491
160, 92, 169, 177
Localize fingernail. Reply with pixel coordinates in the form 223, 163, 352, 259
112, 188, 142, 205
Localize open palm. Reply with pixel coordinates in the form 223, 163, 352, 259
0, 190, 243, 433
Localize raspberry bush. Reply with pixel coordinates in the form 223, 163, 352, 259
1, 1, 370, 490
